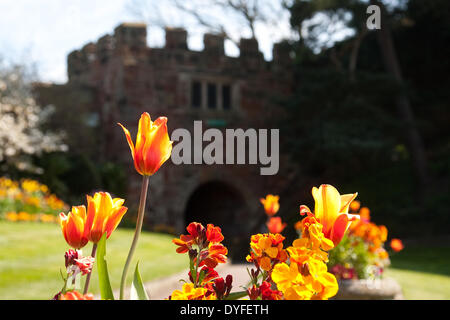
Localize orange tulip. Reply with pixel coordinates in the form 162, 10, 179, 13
119, 112, 173, 176
85, 192, 128, 243
310, 184, 359, 245
59, 206, 89, 249
390, 238, 404, 252
260, 194, 280, 216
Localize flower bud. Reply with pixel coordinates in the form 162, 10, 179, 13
64, 249, 79, 268
188, 249, 198, 260
247, 285, 260, 300
213, 278, 226, 298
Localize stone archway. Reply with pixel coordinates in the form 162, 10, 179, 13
184, 181, 249, 263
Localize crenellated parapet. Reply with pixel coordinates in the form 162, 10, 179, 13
114, 22, 147, 49
165, 27, 188, 50
67, 22, 292, 82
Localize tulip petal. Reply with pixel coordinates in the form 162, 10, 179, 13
340, 193, 358, 214
313, 185, 341, 237
143, 117, 172, 175
330, 214, 349, 245
118, 123, 135, 158
136, 112, 152, 150
104, 206, 128, 239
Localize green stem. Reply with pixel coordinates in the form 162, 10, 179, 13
193, 249, 202, 288
83, 243, 98, 294
119, 175, 149, 300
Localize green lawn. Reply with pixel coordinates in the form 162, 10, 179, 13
385, 245, 450, 299
1, 221, 449, 300
0, 221, 187, 300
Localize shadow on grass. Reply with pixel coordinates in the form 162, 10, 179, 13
389, 245, 450, 277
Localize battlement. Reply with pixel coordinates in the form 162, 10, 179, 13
67, 22, 291, 81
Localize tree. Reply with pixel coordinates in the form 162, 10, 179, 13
369, 0, 429, 190
0, 59, 67, 173
288, 0, 430, 193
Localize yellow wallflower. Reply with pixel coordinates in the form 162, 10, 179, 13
17, 211, 32, 221
5, 212, 18, 222
170, 283, 216, 300
272, 259, 338, 300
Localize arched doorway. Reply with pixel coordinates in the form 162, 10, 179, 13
184, 181, 249, 262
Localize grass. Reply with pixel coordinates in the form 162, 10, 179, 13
385, 244, 450, 300
1, 221, 449, 300
0, 221, 187, 300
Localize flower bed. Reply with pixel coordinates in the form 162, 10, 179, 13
0, 177, 67, 223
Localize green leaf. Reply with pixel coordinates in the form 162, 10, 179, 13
130, 262, 149, 300
224, 291, 248, 300
97, 233, 115, 300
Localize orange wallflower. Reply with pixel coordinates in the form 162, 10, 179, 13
247, 233, 287, 271
59, 206, 89, 249
349, 200, 361, 212
173, 222, 228, 268
206, 224, 224, 243
119, 112, 173, 176
260, 194, 280, 216
266, 217, 287, 234
58, 291, 94, 300
390, 238, 404, 252
348, 207, 388, 253
359, 207, 371, 222
85, 192, 128, 243
200, 243, 228, 268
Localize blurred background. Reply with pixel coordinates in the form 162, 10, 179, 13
0, 0, 449, 299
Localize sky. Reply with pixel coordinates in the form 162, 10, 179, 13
0, 0, 293, 84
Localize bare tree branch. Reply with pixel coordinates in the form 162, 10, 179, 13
127, 0, 291, 50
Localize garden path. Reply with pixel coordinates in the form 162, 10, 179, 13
117, 262, 250, 300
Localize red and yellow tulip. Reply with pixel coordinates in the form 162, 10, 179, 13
119, 112, 173, 176
85, 192, 128, 243
302, 184, 358, 246
60, 192, 127, 247
59, 206, 89, 249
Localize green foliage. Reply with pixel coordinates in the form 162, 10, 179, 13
130, 262, 149, 300
328, 235, 373, 279
97, 233, 115, 300
281, 0, 450, 239
28, 152, 127, 206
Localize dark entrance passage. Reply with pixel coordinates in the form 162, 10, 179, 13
184, 181, 249, 263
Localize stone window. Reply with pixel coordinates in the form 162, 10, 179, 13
207, 83, 217, 109
191, 81, 202, 108
190, 80, 235, 110
222, 85, 231, 110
